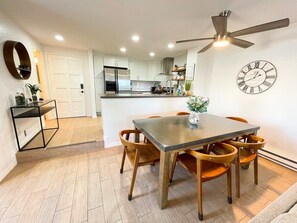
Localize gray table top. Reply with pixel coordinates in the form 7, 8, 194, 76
133, 113, 260, 152
101, 93, 187, 98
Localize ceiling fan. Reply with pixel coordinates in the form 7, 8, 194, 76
176, 10, 290, 53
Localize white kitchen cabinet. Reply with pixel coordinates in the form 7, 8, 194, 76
129, 59, 147, 80
147, 60, 162, 81
103, 56, 128, 68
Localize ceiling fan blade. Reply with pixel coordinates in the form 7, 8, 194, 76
212, 16, 227, 36
230, 18, 290, 37
198, 42, 214, 53
176, 37, 214, 43
229, 37, 254, 48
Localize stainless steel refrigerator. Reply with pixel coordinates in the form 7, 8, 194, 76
103, 66, 131, 93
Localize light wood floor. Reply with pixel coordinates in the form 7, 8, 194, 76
45, 117, 103, 148
0, 144, 296, 223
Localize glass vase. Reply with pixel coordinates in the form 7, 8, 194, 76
189, 111, 199, 125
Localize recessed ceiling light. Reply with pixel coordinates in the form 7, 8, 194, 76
132, 35, 140, 42
149, 52, 155, 57
55, 34, 64, 41
120, 47, 126, 53
168, 43, 174, 49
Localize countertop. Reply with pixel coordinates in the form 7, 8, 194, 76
100, 93, 188, 98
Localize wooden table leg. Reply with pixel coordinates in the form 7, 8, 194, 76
158, 151, 171, 209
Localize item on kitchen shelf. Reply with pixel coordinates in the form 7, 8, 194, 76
173, 65, 179, 71
185, 80, 192, 96
15, 92, 25, 106
187, 95, 209, 125
25, 83, 41, 102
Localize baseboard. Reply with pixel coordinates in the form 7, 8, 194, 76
259, 149, 297, 171
0, 158, 17, 182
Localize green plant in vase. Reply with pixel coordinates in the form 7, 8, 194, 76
185, 80, 192, 96
187, 95, 209, 125
25, 83, 41, 102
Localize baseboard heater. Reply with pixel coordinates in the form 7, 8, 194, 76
259, 149, 297, 171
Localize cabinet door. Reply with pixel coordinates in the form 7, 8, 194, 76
129, 60, 138, 80
138, 61, 147, 80
103, 57, 117, 67
117, 57, 128, 68
147, 61, 162, 81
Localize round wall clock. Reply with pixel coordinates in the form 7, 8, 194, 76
237, 60, 277, 94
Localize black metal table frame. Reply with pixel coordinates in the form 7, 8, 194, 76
10, 100, 59, 151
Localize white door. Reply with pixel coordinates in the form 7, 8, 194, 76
47, 54, 86, 118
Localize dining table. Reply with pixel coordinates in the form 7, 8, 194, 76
133, 113, 260, 209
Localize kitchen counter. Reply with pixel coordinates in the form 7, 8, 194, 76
101, 93, 188, 98
100, 94, 188, 148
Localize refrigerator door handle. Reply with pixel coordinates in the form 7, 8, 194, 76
80, 83, 84, 93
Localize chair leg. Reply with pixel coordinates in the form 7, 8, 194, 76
169, 152, 178, 183
128, 149, 140, 201
120, 148, 126, 174
254, 156, 258, 185
235, 153, 241, 198
197, 160, 203, 221
227, 167, 232, 204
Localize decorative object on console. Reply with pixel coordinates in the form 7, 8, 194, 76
187, 95, 209, 125
3, 40, 31, 79
237, 60, 277, 94
26, 83, 41, 101
15, 92, 25, 106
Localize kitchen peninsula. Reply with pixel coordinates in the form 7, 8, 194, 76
101, 93, 188, 148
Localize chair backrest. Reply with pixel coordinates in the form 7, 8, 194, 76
227, 135, 266, 152
176, 112, 190, 116
148, 115, 161, 118
185, 143, 237, 164
119, 129, 155, 150
226, 116, 248, 123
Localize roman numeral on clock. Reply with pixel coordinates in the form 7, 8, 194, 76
262, 80, 271, 87
265, 68, 274, 73
238, 81, 245, 87
254, 61, 260, 69
242, 85, 248, 92
247, 64, 253, 71
237, 76, 244, 81
266, 75, 276, 79
250, 87, 254, 94
258, 86, 263, 93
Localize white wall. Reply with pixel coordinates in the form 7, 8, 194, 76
0, 10, 42, 180
192, 23, 297, 165
174, 54, 187, 67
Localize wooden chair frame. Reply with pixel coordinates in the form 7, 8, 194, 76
170, 143, 237, 221
226, 135, 266, 198
119, 129, 160, 200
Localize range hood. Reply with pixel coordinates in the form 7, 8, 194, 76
160, 57, 174, 75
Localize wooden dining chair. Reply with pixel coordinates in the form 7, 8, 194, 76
226, 116, 248, 123
176, 111, 190, 115
170, 143, 237, 221
226, 135, 266, 198
226, 116, 249, 142
119, 129, 160, 200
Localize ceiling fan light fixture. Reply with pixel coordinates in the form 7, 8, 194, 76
213, 39, 230, 47
213, 35, 230, 47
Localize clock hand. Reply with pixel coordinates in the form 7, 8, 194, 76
245, 71, 260, 82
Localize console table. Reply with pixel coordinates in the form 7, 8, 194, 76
10, 100, 59, 151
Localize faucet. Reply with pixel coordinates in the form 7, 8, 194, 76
166, 80, 172, 95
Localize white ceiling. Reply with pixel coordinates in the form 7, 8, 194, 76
0, 0, 296, 60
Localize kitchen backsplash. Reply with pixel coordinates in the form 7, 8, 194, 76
131, 80, 161, 91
